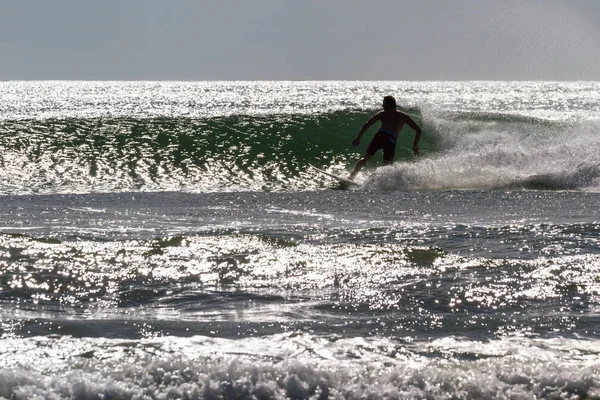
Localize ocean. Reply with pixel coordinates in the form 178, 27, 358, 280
0, 81, 599, 399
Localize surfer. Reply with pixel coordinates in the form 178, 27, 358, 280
349, 96, 421, 179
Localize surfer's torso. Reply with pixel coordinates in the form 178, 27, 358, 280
377, 110, 409, 137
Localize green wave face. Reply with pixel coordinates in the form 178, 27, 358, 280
0, 111, 435, 193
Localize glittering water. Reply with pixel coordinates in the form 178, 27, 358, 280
1, 82, 600, 399
2, 80, 600, 120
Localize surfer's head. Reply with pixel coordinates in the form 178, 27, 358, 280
383, 96, 397, 110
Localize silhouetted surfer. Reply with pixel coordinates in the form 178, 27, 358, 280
349, 96, 421, 179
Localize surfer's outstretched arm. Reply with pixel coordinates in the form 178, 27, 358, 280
405, 116, 422, 155
352, 112, 382, 146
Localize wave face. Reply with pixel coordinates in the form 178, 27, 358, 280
1, 81, 599, 193
0, 113, 373, 193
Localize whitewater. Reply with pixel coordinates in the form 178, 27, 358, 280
1, 81, 600, 399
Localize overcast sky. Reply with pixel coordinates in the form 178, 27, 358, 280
2, 0, 600, 80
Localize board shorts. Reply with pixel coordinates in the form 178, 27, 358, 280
366, 129, 398, 162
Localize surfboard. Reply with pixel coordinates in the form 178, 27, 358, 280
309, 164, 359, 187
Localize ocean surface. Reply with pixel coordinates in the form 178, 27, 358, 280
0, 81, 599, 399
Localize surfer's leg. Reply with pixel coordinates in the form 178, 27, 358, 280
383, 142, 396, 165
350, 153, 371, 179
350, 133, 383, 179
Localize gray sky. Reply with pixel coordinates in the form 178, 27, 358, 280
2, 0, 600, 80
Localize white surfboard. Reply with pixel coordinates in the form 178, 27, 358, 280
309, 164, 359, 187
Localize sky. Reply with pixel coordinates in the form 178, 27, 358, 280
1, 0, 600, 80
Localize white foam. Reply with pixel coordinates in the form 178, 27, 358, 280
364, 116, 600, 191
2, 334, 600, 399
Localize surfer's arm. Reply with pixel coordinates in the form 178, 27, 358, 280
352, 113, 381, 146
406, 116, 422, 155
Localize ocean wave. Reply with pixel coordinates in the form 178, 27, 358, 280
0, 109, 598, 193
